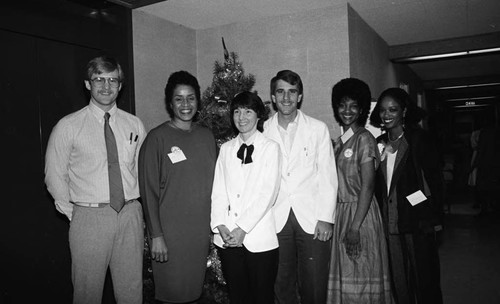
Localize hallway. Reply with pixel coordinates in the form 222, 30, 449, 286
439, 188, 500, 304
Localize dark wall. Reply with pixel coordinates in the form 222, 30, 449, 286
0, 1, 134, 303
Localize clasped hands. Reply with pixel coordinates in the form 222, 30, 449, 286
217, 225, 246, 248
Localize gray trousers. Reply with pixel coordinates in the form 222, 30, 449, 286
69, 200, 144, 304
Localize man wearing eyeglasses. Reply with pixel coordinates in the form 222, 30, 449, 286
44, 55, 146, 304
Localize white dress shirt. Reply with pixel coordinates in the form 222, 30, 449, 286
263, 110, 338, 234
44, 102, 146, 220
211, 131, 282, 252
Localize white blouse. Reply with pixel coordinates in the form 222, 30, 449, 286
386, 150, 398, 193
210, 131, 282, 252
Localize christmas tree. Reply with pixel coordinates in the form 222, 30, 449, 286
197, 38, 257, 146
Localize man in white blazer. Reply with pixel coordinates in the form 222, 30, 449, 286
263, 70, 338, 304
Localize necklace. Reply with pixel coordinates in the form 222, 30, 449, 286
388, 131, 404, 142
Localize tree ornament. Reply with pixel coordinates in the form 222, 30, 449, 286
197, 37, 257, 146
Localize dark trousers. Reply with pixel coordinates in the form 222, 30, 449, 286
274, 210, 332, 304
218, 246, 278, 304
388, 232, 443, 304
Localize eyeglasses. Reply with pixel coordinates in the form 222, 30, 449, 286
90, 77, 121, 88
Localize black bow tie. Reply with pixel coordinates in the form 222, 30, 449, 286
237, 144, 254, 164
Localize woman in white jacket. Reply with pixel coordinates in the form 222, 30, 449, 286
211, 91, 282, 304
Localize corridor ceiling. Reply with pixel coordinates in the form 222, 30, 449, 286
113, 0, 500, 108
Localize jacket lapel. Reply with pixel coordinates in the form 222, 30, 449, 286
265, 114, 288, 158
229, 138, 246, 189
289, 112, 307, 164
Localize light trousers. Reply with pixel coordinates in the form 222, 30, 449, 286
69, 200, 143, 304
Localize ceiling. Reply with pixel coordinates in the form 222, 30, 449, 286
109, 0, 500, 111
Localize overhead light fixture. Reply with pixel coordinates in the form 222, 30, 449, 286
434, 82, 500, 90
469, 47, 500, 55
446, 96, 497, 102
453, 104, 490, 109
393, 47, 500, 63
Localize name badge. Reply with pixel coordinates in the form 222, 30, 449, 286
406, 190, 427, 206
168, 146, 187, 164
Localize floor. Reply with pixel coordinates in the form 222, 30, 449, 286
35, 186, 500, 304
439, 187, 500, 304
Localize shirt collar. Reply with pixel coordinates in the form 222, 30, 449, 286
238, 131, 258, 146
88, 102, 118, 122
340, 127, 355, 144
277, 110, 301, 132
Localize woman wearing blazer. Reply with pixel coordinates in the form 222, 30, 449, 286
369, 88, 444, 304
210, 91, 281, 304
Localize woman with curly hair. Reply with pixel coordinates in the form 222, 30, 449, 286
326, 78, 392, 303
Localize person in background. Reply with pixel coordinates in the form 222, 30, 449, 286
211, 91, 281, 304
138, 70, 217, 304
45, 55, 146, 304
263, 70, 338, 304
327, 78, 392, 303
369, 88, 443, 304
473, 119, 500, 217
468, 121, 481, 209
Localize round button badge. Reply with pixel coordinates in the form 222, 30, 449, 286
344, 148, 353, 158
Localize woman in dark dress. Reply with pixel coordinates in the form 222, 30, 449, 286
369, 88, 444, 304
139, 71, 217, 303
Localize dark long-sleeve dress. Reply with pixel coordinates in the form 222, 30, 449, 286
139, 123, 216, 303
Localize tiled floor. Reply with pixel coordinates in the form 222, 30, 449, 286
439, 189, 500, 304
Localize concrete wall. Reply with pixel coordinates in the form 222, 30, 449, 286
132, 10, 197, 131
347, 5, 397, 100
196, 4, 350, 138
347, 4, 398, 138
132, 4, 423, 138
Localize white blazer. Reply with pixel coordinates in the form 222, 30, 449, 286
211, 131, 282, 252
263, 110, 338, 234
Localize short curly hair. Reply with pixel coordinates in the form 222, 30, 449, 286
164, 71, 201, 119
331, 78, 372, 126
